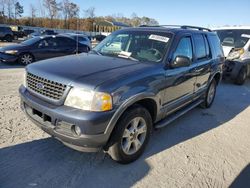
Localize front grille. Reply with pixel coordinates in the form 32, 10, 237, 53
27, 72, 67, 100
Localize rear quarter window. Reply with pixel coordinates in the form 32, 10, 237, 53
208, 35, 224, 58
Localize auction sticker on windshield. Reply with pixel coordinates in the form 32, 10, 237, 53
241, 34, 250, 38
149, 35, 169, 43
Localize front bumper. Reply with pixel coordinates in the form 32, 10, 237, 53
0, 52, 18, 63
19, 85, 115, 152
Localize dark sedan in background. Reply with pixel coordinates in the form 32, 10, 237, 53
0, 35, 89, 65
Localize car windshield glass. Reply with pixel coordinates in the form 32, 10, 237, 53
93, 30, 172, 63
21, 37, 41, 45
215, 29, 250, 48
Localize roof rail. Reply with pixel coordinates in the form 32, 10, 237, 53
181, 25, 212, 32
139, 24, 212, 32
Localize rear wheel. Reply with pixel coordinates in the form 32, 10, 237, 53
108, 105, 152, 164
234, 67, 247, 85
19, 53, 34, 65
200, 79, 217, 108
5, 35, 12, 42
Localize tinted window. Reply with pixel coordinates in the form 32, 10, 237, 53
78, 37, 87, 42
37, 38, 58, 48
173, 37, 193, 60
194, 34, 206, 60
56, 37, 76, 46
208, 35, 224, 58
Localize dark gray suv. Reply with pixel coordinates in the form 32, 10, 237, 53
19, 25, 224, 163
0, 26, 13, 42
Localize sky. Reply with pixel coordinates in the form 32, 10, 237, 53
21, 0, 250, 27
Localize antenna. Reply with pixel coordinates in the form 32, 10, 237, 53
76, 17, 79, 55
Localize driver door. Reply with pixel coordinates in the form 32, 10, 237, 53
163, 35, 197, 115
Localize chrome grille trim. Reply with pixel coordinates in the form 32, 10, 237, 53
27, 72, 67, 100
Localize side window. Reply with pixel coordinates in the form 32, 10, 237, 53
193, 34, 206, 60
204, 35, 211, 58
208, 35, 224, 58
57, 37, 75, 46
173, 37, 193, 60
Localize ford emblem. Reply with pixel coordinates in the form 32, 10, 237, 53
36, 83, 44, 90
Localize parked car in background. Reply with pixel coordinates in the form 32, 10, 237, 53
60, 33, 92, 50
19, 25, 224, 163
0, 26, 14, 42
214, 27, 250, 85
94, 34, 106, 42
10, 25, 26, 39
28, 30, 58, 38
0, 35, 89, 65
23, 29, 35, 36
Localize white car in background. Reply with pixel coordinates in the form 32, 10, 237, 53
214, 26, 250, 85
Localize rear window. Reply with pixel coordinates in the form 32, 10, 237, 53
208, 35, 224, 58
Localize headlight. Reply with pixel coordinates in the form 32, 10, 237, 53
23, 71, 27, 87
64, 88, 112, 112
4, 50, 18, 55
227, 48, 244, 60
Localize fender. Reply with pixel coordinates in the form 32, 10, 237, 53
104, 92, 158, 136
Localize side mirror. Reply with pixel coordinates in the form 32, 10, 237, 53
170, 55, 191, 68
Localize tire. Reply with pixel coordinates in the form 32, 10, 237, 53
5, 35, 13, 42
19, 53, 34, 65
108, 105, 152, 164
234, 67, 247, 85
200, 79, 217, 108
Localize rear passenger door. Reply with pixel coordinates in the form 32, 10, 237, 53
193, 34, 212, 93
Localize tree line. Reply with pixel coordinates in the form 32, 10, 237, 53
0, 0, 159, 31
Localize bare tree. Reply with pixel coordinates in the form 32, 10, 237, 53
6, 0, 14, 20
14, 1, 24, 21
43, 0, 60, 27
83, 7, 95, 18
30, 4, 36, 25
62, 0, 79, 29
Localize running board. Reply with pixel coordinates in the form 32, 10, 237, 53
155, 100, 203, 129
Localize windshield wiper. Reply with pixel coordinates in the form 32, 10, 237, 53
90, 49, 103, 56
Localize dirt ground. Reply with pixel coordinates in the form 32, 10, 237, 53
0, 62, 250, 188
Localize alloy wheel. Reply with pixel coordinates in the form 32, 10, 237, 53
21, 54, 33, 65
121, 117, 147, 155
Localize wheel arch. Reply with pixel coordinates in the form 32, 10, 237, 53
103, 94, 159, 150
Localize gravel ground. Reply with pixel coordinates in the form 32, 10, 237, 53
0, 62, 250, 188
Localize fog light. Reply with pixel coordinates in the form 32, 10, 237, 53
72, 125, 81, 136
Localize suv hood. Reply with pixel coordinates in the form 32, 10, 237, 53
27, 53, 150, 90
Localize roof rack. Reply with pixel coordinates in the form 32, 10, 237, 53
139, 25, 212, 32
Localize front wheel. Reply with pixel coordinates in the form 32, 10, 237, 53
200, 79, 217, 108
234, 67, 247, 85
108, 105, 152, 164
5, 35, 13, 42
19, 53, 34, 65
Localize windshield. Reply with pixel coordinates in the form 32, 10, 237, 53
93, 30, 172, 63
21, 37, 41, 45
215, 29, 250, 48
